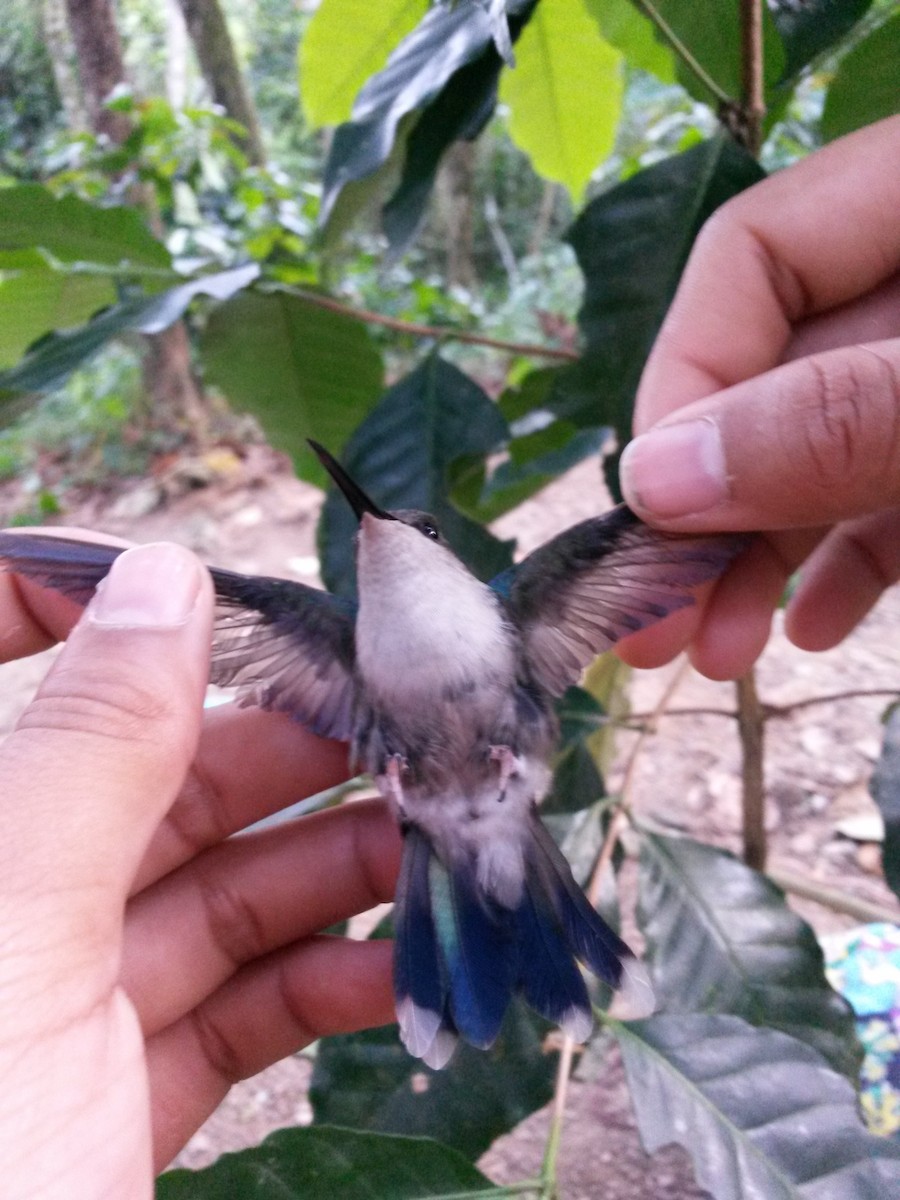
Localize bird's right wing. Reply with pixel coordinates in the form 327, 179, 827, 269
0, 532, 359, 742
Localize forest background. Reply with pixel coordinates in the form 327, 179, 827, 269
1, 1, 900, 1198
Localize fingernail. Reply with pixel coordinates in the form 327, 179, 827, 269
620, 418, 729, 517
89, 543, 202, 628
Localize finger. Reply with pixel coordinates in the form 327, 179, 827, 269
0, 543, 213, 964
147, 937, 394, 1170
0, 527, 129, 661
785, 274, 900, 363
133, 703, 350, 892
635, 115, 900, 428
123, 799, 400, 1035
786, 508, 900, 650
621, 338, 900, 531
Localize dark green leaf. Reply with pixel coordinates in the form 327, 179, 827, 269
586, 0, 676, 83
637, 831, 862, 1080
616, 1015, 900, 1199
0, 265, 259, 395
0, 185, 170, 269
549, 137, 764, 464
318, 353, 513, 598
542, 687, 608, 816
869, 705, 900, 903
770, 0, 873, 79
320, 0, 537, 229
450, 401, 606, 523
821, 13, 900, 140
643, 1, 785, 109
201, 288, 384, 485
156, 1125, 498, 1198
310, 1004, 555, 1160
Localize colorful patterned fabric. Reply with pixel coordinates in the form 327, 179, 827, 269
823, 922, 900, 1139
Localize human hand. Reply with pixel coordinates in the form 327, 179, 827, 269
0, 540, 400, 1198
616, 115, 900, 680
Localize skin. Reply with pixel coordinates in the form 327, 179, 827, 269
0, 542, 399, 1198
1, 117, 898, 1195
618, 115, 900, 680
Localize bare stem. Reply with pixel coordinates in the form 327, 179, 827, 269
740, 0, 765, 155
284, 286, 579, 362
540, 1035, 577, 1199
737, 670, 767, 870
627, 687, 900, 724
631, 0, 733, 106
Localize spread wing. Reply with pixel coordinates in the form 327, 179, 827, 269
0, 532, 358, 741
493, 506, 748, 697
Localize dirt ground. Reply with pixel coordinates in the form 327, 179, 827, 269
1, 448, 897, 1198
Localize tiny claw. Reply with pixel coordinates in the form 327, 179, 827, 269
489, 744, 522, 801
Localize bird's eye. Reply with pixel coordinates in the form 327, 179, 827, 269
421, 523, 439, 540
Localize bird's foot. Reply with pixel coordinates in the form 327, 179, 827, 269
380, 753, 409, 815
489, 744, 523, 801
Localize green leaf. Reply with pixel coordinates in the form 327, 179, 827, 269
637, 831, 862, 1080
549, 137, 764, 471
310, 1004, 555, 1160
616, 1015, 900, 1199
320, 0, 536, 226
0, 264, 259, 395
869, 705, 900, 903
318, 353, 513, 598
770, 0, 873, 79
542, 685, 610, 816
201, 289, 384, 485
0, 270, 115, 368
821, 13, 900, 140
643, 0, 785, 109
0, 185, 170, 269
300, 0, 429, 129
499, 0, 623, 205
584, 0, 676, 84
156, 1125, 499, 1198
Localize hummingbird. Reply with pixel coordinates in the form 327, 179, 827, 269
0, 442, 747, 1067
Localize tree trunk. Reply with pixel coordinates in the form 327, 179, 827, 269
165, 0, 190, 110
436, 142, 478, 290
63, 0, 210, 444
63, 0, 131, 143
41, 0, 88, 131
175, 0, 266, 165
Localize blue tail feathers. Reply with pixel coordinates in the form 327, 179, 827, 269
393, 812, 652, 1066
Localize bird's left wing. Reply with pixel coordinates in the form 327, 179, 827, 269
493, 506, 748, 697
0, 532, 358, 741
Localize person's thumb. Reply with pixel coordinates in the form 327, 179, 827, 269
620, 339, 900, 531
0, 542, 213, 930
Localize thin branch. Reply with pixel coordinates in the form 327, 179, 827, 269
627, 687, 900, 724
739, 0, 765, 155
284, 286, 579, 362
631, 0, 733, 106
767, 866, 898, 925
541, 1035, 576, 1199
737, 670, 767, 870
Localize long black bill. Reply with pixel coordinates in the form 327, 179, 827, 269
308, 439, 394, 522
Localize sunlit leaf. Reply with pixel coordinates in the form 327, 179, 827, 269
156, 1125, 499, 1198
616, 1015, 900, 1199
821, 13, 900, 140
0, 185, 170, 269
0, 270, 114, 368
201, 287, 383, 485
300, 0, 429, 129
637, 831, 862, 1079
584, 0, 675, 84
0, 265, 258, 395
499, 0, 623, 204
